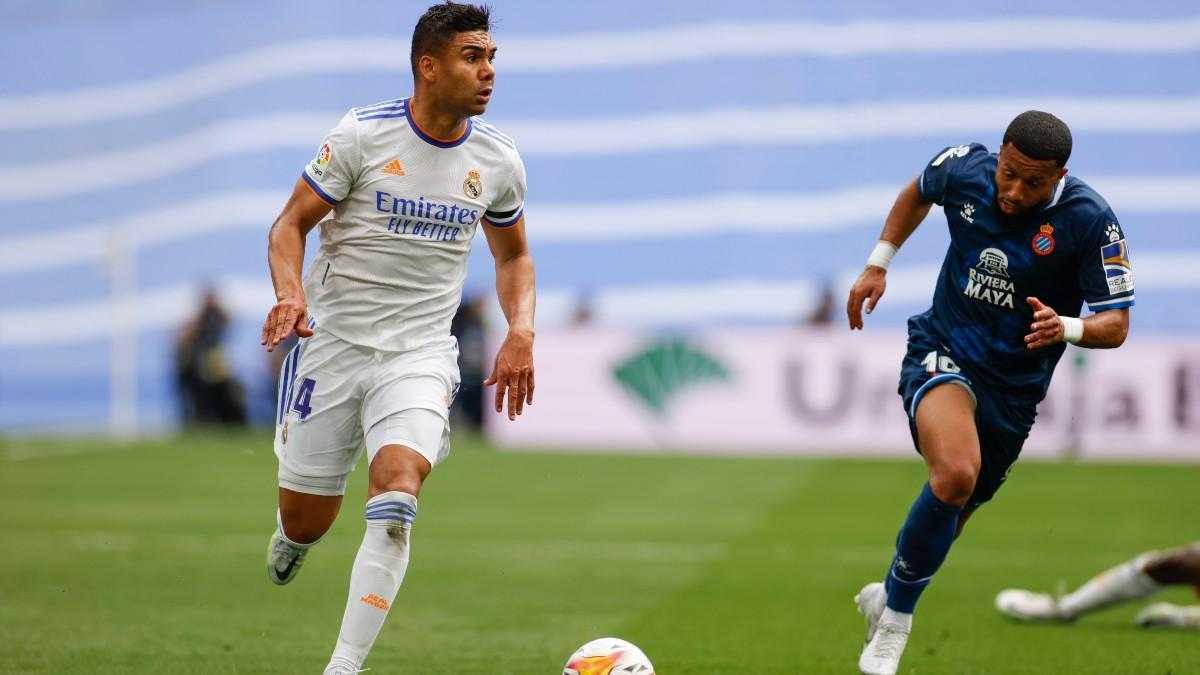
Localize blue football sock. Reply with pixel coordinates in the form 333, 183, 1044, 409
884, 482, 963, 613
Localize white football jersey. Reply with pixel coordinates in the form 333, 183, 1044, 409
299, 97, 526, 352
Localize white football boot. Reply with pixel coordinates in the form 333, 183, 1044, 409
995, 588, 1070, 622
856, 582, 910, 675
266, 531, 308, 585
1136, 602, 1200, 629
322, 662, 367, 675
858, 616, 910, 675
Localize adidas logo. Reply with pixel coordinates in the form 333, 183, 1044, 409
360, 593, 390, 610
382, 159, 405, 176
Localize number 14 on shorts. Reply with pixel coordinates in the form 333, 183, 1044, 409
292, 378, 316, 420
921, 351, 961, 375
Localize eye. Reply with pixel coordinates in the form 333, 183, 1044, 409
466, 54, 476, 63
1004, 170, 1016, 179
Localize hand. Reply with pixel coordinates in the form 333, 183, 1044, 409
846, 266, 887, 330
1024, 297, 1063, 350
484, 329, 534, 421
261, 295, 314, 351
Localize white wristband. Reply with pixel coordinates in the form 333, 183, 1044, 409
866, 241, 898, 270
1060, 316, 1084, 345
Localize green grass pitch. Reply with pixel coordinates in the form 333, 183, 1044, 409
2, 432, 1198, 674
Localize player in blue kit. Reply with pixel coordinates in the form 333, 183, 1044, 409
845, 111, 1134, 675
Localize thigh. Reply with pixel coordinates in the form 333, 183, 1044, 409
964, 384, 1033, 508
914, 382, 980, 472
363, 340, 460, 469
274, 329, 369, 496
899, 337, 979, 456
365, 408, 450, 471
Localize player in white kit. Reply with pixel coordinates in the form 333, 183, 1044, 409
259, 4, 535, 673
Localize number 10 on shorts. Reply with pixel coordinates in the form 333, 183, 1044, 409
921, 351, 961, 375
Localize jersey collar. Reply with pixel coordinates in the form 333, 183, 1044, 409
1042, 177, 1066, 210
403, 97, 472, 149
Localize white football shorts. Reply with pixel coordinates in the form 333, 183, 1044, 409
273, 327, 460, 496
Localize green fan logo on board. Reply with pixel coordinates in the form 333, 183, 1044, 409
612, 339, 731, 416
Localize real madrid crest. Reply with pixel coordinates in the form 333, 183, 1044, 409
1032, 224, 1055, 256
463, 169, 482, 199
281, 418, 289, 444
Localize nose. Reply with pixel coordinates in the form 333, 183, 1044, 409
1002, 180, 1024, 203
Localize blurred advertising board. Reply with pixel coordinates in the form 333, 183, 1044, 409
487, 328, 1200, 461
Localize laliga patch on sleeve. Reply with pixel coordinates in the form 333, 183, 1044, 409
1100, 239, 1133, 294
309, 143, 332, 178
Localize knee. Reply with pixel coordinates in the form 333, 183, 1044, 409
369, 445, 431, 497
929, 461, 979, 506
371, 474, 422, 497
369, 463, 425, 497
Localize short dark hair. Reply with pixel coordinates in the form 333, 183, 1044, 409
1002, 110, 1072, 167
411, 2, 492, 78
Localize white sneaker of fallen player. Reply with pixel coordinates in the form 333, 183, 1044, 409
995, 588, 1070, 622
858, 607, 911, 675
1136, 602, 1200, 630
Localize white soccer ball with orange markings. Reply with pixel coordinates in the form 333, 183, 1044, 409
563, 637, 655, 675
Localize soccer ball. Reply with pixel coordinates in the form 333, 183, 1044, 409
563, 637, 655, 675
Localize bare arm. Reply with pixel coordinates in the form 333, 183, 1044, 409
481, 215, 536, 420
1025, 300, 1129, 350
846, 177, 935, 329
261, 179, 332, 351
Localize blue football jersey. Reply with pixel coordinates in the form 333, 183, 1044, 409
912, 143, 1134, 402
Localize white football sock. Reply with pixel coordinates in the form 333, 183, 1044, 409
325, 491, 416, 672
879, 606, 913, 632
1059, 552, 1162, 619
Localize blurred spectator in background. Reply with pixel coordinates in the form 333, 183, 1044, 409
805, 279, 836, 326
175, 288, 246, 427
571, 290, 594, 326
451, 294, 486, 432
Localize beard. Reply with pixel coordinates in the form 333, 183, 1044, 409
990, 200, 1030, 227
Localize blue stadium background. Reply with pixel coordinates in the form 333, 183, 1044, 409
2, 0, 1197, 432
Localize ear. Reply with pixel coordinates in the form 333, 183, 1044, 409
418, 54, 438, 83
1057, 166, 1069, 180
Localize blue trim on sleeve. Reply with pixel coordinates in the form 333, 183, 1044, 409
474, 123, 516, 149
482, 207, 523, 228
301, 171, 339, 206
1088, 299, 1134, 312
354, 98, 405, 115
356, 112, 407, 121
474, 119, 515, 145
356, 104, 405, 116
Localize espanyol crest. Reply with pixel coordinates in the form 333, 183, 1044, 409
1032, 224, 1055, 256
